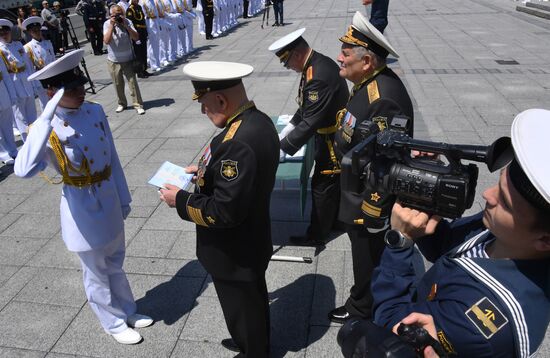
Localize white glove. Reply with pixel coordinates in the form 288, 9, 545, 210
43, 88, 65, 123
121, 205, 131, 219
279, 123, 295, 139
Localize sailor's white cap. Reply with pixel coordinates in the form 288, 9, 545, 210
0, 19, 14, 29
28, 49, 88, 89
268, 28, 306, 63
509, 109, 550, 212
340, 11, 399, 58
22, 16, 44, 31
183, 61, 253, 100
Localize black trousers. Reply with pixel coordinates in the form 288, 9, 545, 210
203, 8, 214, 37
212, 276, 270, 358
243, 0, 249, 17
272, 0, 283, 24
89, 20, 103, 54
344, 226, 386, 318
307, 166, 340, 241
134, 29, 148, 73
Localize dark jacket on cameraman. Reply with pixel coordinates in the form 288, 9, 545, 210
372, 213, 550, 357
334, 65, 414, 226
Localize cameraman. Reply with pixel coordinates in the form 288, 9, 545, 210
371, 109, 550, 357
103, 4, 145, 115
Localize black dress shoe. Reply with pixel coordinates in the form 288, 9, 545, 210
142, 70, 153, 76
328, 306, 351, 324
289, 235, 325, 246
272, 22, 279, 26
221, 338, 240, 353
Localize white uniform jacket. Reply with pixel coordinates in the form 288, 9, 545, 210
0, 41, 35, 99
15, 102, 132, 252
24, 39, 56, 94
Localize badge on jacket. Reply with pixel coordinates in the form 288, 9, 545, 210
308, 90, 319, 102
220, 159, 239, 181
465, 297, 508, 339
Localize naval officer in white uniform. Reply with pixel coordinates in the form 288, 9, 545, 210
22, 16, 56, 110
14, 49, 153, 345
0, 19, 37, 142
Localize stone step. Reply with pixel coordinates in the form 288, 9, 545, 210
526, 1, 550, 12
516, 4, 550, 20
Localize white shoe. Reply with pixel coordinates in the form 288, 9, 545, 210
111, 327, 142, 344
127, 313, 153, 328
116, 105, 125, 113
3, 158, 14, 165
154, 67, 161, 72
136, 108, 145, 115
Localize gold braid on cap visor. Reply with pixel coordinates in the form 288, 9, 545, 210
192, 88, 210, 100
339, 26, 369, 49
278, 49, 291, 65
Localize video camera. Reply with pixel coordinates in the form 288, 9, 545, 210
337, 318, 448, 358
60, 9, 70, 17
340, 116, 512, 226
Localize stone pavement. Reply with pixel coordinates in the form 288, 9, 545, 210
1, 0, 549, 356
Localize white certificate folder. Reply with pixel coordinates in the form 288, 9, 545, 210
148, 161, 194, 189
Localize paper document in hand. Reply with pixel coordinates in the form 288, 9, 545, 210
276, 114, 293, 126
148, 161, 194, 189
285, 145, 306, 162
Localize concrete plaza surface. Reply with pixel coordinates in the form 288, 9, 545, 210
1, 0, 549, 356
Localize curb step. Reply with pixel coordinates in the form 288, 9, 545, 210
516, 1, 550, 19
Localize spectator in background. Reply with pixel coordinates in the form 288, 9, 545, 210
16, 7, 30, 42
362, 0, 389, 33
41, 0, 61, 53
103, 4, 145, 114
272, 0, 283, 26
52, 1, 69, 53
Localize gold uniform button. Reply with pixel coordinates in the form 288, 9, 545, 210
90, 159, 94, 164
94, 123, 99, 128
103, 150, 107, 155
100, 137, 104, 141
63, 121, 68, 127
84, 146, 88, 151
97, 182, 102, 188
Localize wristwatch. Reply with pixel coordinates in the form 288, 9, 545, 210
384, 229, 414, 249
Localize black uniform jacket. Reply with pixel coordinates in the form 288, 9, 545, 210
176, 104, 280, 281
334, 66, 414, 225
82, 1, 106, 28
126, 3, 147, 34
281, 51, 349, 168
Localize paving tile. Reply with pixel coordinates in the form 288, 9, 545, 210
166, 231, 198, 260
126, 230, 181, 258
0, 237, 49, 266
14, 267, 86, 308
0, 301, 79, 351
0, 347, 46, 358
28, 237, 81, 270
0, 215, 60, 239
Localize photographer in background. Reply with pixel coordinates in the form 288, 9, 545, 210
329, 11, 413, 324
371, 109, 550, 357
52, 1, 69, 53
103, 4, 145, 115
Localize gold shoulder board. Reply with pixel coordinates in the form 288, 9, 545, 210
367, 80, 380, 103
223, 120, 242, 143
306, 66, 313, 82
